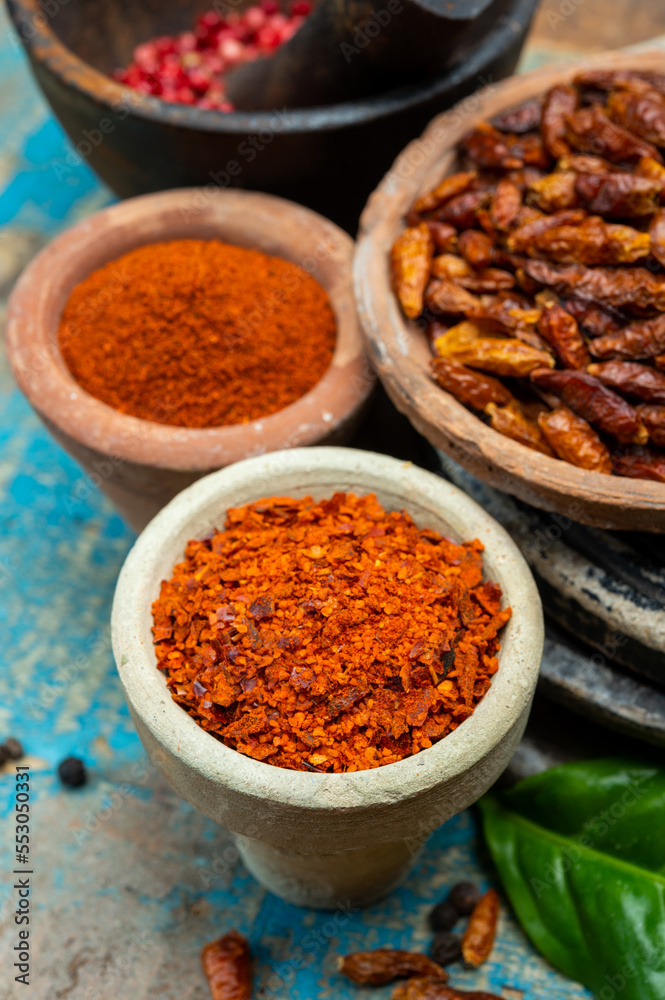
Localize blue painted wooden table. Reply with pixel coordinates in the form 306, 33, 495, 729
0, 11, 597, 998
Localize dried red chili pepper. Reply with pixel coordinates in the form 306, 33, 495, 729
201, 931, 252, 1000
574, 68, 665, 95
607, 84, 665, 147
561, 297, 623, 337
393, 980, 504, 1000
587, 361, 665, 403
521, 260, 665, 312
564, 105, 662, 163
636, 404, 665, 445
427, 222, 459, 254
457, 231, 495, 269
461, 889, 500, 968
58, 240, 336, 429
507, 208, 587, 253
486, 402, 555, 456
538, 303, 590, 369
649, 208, 665, 267
530, 368, 648, 444
491, 98, 542, 134
490, 179, 522, 230
527, 171, 579, 211
538, 405, 612, 472
435, 191, 489, 230
430, 358, 513, 410
153, 493, 509, 772
527, 216, 649, 266
426, 279, 478, 316
574, 171, 662, 217
557, 152, 614, 175
613, 446, 665, 482
391, 223, 435, 319
542, 84, 579, 158
589, 315, 665, 360
438, 337, 553, 377
414, 172, 477, 215
340, 951, 447, 985
636, 154, 665, 189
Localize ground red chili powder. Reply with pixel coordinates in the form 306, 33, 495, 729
151, 493, 511, 772
58, 239, 337, 428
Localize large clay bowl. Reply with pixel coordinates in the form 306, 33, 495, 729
5, 188, 372, 531
355, 49, 665, 532
112, 446, 544, 908
6, 0, 538, 231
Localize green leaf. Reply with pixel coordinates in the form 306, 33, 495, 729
479, 759, 665, 1000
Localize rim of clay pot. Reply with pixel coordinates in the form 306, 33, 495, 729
7, 0, 539, 132
112, 447, 543, 841
354, 48, 665, 532
5, 188, 371, 471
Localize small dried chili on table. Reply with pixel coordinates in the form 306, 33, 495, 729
340, 950, 447, 985
202, 930, 252, 1000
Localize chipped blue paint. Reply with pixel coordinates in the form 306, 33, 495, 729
0, 9, 593, 996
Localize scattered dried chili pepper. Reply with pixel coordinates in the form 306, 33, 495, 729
438, 337, 554, 377
530, 368, 648, 444
393, 981, 504, 1000
461, 889, 500, 968
542, 84, 579, 158
538, 405, 612, 473
526, 216, 649, 265
392, 224, 435, 319
520, 260, 665, 312
561, 297, 623, 337
538, 303, 590, 369
485, 402, 555, 455
414, 172, 477, 215
152, 493, 510, 772
340, 951, 447, 985
607, 83, 665, 147
649, 208, 665, 266
430, 359, 513, 410
202, 930, 252, 1000
587, 360, 665, 403
58, 240, 336, 428
491, 98, 542, 134
589, 314, 665, 360
574, 171, 662, 217
564, 105, 662, 163
637, 404, 665, 446
613, 446, 665, 482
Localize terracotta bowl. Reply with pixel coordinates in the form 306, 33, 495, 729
355, 49, 665, 533
111, 446, 543, 909
5, 188, 372, 531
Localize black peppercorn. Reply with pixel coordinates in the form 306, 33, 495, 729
57, 756, 87, 788
430, 931, 463, 966
4, 738, 23, 760
428, 899, 459, 932
448, 881, 482, 915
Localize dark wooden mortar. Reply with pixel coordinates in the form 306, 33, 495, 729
6, 0, 538, 231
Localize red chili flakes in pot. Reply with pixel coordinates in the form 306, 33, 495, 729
151, 493, 510, 772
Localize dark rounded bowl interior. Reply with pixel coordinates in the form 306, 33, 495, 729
8, 0, 539, 229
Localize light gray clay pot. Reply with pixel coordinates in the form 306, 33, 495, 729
112, 447, 543, 908
5, 189, 372, 532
